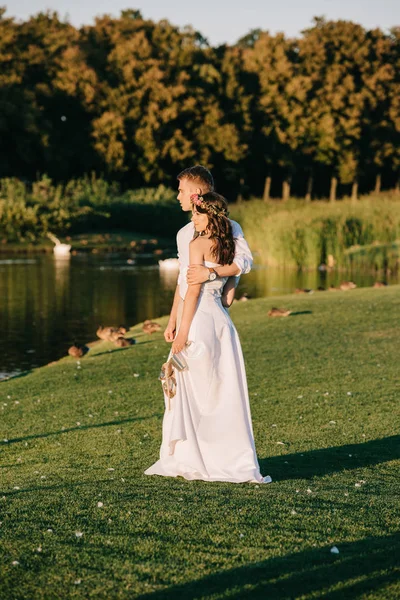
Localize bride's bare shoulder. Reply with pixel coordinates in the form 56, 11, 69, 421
190, 236, 212, 259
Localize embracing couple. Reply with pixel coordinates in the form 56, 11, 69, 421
145, 165, 271, 484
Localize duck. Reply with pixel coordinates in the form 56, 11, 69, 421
68, 343, 89, 358
114, 337, 136, 348
268, 307, 292, 318
97, 326, 128, 341
238, 293, 251, 302
142, 320, 162, 334
339, 281, 357, 291
96, 326, 115, 340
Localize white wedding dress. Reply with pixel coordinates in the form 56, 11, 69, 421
145, 262, 271, 484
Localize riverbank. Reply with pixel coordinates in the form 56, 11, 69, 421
0, 231, 176, 255
1, 286, 399, 598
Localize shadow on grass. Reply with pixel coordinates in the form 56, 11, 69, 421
289, 310, 313, 316
1, 414, 162, 446
136, 533, 399, 599
91, 339, 157, 357
1, 370, 33, 382
259, 435, 400, 482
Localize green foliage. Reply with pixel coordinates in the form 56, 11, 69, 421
0, 10, 399, 196
0, 176, 184, 241
1, 287, 400, 597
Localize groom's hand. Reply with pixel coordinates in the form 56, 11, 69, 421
187, 264, 209, 285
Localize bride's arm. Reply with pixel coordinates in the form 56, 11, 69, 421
171, 239, 204, 354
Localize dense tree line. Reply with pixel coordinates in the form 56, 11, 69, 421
0, 8, 399, 200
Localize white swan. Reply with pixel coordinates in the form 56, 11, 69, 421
47, 233, 71, 256
158, 258, 179, 270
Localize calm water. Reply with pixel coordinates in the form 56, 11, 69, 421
0, 253, 398, 380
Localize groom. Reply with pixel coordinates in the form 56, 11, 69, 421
164, 165, 253, 342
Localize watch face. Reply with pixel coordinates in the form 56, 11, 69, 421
209, 272, 217, 281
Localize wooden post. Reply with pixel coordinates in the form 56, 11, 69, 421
329, 176, 337, 202
305, 175, 313, 202
282, 178, 291, 202
351, 180, 358, 202
263, 176, 271, 202
374, 173, 381, 194
237, 177, 244, 203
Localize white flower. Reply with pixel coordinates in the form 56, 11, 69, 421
306, 488, 312, 494
329, 421, 336, 425
74, 579, 82, 585
239, 533, 244, 538
97, 502, 104, 508
36, 546, 42, 552
107, 468, 115, 472
108, 390, 112, 394
75, 531, 83, 538
291, 510, 297, 515
40, 476, 46, 480
133, 373, 140, 378
13, 486, 20, 490
3, 439, 8, 443
12, 560, 20, 565
76, 422, 81, 426
14, 401, 20, 405
355, 483, 361, 488
47, 529, 53, 533
347, 392, 352, 396
297, 395, 303, 399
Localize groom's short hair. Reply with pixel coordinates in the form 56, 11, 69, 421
177, 165, 214, 192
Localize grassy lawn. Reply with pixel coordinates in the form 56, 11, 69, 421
1, 286, 399, 599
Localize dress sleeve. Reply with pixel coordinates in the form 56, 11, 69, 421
231, 220, 253, 275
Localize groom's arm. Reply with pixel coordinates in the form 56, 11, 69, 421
187, 221, 253, 284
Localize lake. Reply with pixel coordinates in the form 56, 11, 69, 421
0, 252, 397, 380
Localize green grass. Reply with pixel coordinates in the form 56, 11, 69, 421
1, 286, 400, 599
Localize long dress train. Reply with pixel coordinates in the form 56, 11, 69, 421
145, 262, 271, 484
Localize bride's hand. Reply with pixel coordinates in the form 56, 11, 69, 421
172, 333, 187, 354
164, 321, 176, 343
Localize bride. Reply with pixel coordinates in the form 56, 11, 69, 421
145, 192, 271, 484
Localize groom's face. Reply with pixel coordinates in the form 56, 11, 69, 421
177, 178, 202, 212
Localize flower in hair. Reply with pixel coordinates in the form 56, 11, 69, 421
190, 193, 203, 206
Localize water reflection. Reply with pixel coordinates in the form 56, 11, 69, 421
0, 253, 398, 380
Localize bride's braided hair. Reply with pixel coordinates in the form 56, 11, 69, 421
191, 192, 235, 265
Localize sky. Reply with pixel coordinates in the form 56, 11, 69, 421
5, 0, 400, 45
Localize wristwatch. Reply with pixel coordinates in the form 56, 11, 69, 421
208, 268, 218, 281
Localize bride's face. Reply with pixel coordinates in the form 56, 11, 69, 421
191, 208, 209, 233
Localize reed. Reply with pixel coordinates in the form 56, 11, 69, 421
231, 194, 400, 269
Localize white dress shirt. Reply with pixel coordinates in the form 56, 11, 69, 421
176, 220, 253, 299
